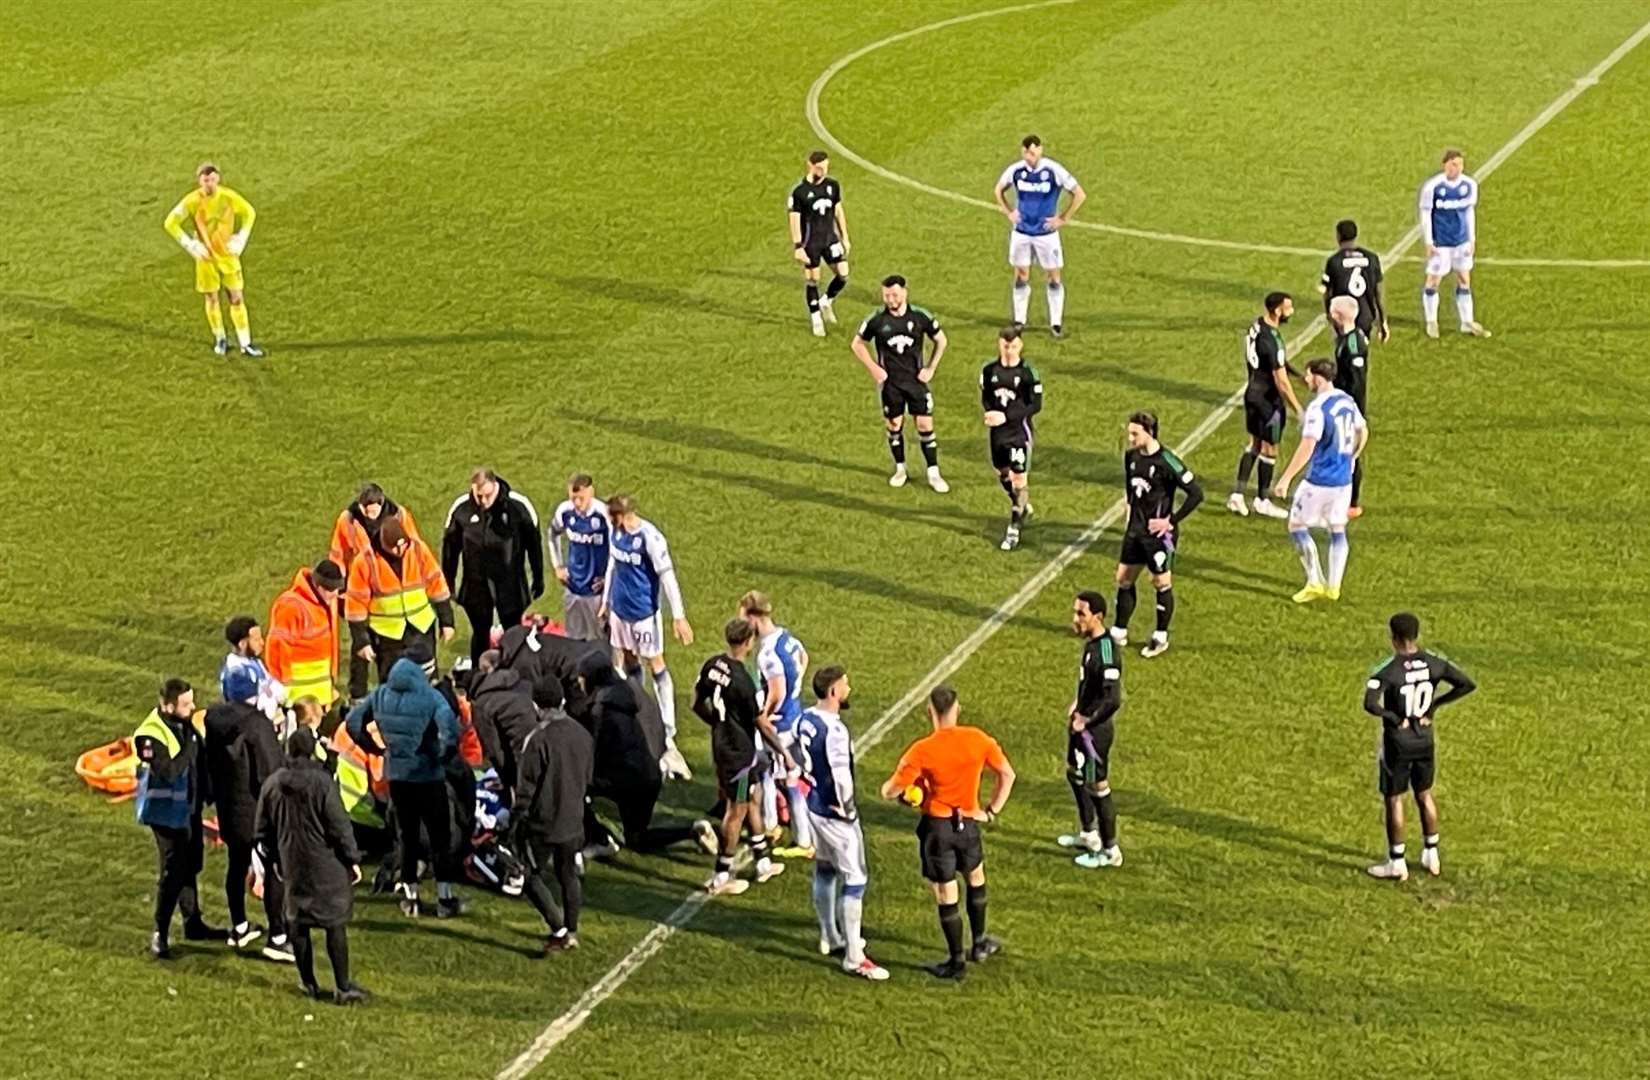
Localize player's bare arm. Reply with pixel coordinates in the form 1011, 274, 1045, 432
1046, 183, 1086, 231
980, 756, 1016, 820
789, 210, 807, 263
850, 336, 886, 383
1274, 436, 1317, 498
918, 329, 948, 383
993, 181, 1020, 226
1273, 366, 1303, 415
833, 204, 850, 255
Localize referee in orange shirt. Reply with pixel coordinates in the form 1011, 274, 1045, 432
881, 684, 1016, 980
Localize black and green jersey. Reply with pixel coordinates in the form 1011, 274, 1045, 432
1124, 445, 1202, 535
979, 359, 1043, 444
1075, 632, 1122, 723
1244, 316, 1286, 403
1363, 649, 1477, 742
857, 304, 941, 383
1333, 326, 1370, 406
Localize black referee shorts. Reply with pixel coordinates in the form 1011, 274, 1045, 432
916, 814, 984, 884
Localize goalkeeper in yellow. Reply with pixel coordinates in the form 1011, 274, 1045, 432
163, 163, 264, 357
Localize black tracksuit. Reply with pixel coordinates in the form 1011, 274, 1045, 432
441, 478, 545, 664
514, 709, 595, 933
496, 624, 605, 724
203, 700, 287, 936
578, 654, 695, 853
469, 668, 541, 793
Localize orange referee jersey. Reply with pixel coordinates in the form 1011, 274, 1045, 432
890, 725, 1007, 818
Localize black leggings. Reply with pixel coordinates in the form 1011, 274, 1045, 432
292, 923, 351, 991
388, 780, 456, 885
523, 838, 583, 933
224, 838, 286, 936
586, 776, 697, 853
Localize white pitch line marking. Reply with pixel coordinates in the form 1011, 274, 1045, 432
494, 12, 1650, 1078
804, 1, 1650, 268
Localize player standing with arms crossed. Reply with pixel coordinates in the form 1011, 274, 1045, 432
993, 135, 1086, 338
981, 325, 1044, 551
1419, 149, 1490, 340
1273, 359, 1367, 603
881, 685, 1015, 980
852, 275, 950, 492
797, 666, 889, 981
599, 494, 695, 779
163, 163, 264, 357
1111, 412, 1204, 659
1363, 613, 1477, 881
787, 151, 851, 338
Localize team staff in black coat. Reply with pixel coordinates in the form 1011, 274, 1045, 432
496, 618, 605, 724
469, 652, 541, 793
514, 702, 595, 953
577, 651, 715, 857
255, 729, 368, 1005
442, 468, 545, 665
203, 663, 289, 959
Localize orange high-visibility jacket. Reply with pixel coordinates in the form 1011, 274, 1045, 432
266, 568, 340, 707
346, 537, 450, 641
329, 504, 422, 577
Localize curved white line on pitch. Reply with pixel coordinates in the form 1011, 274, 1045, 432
804, 1, 1650, 269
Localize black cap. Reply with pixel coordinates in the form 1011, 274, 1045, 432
312, 559, 345, 591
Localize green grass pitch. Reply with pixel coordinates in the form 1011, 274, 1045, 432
2, 1, 1648, 1076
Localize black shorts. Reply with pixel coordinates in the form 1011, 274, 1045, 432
881, 378, 933, 419
1378, 737, 1435, 796
803, 236, 846, 270
1244, 395, 1284, 444
712, 732, 764, 802
1118, 529, 1176, 574
916, 814, 984, 884
1067, 718, 1114, 786
990, 437, 1031, 474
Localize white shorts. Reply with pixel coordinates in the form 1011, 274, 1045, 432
807, 814, 868, 887
1425, 245, 1474, 277
561, 592, 605, 642
609, 611, 664, 659
1009, 230, 1063, 269
1290, 481, 1353, 530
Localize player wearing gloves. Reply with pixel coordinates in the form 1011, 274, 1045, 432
163, 162, 263, 357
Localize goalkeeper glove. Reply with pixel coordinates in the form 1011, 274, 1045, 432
227, 230, 248, 256
180, 236, 209, 261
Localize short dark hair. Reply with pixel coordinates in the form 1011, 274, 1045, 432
1021, 134, 1041, 149
378, 516, 409, 550
1307, 357, 1337, 382
607, 493, 636, 517
812, 664, 847, 700
1264, 290, 1292, 313
357, 482, 385, 507
881, 274, 906, 289
807, 149, 829, 165
224, 615, 258, 646
928, 683, 958, 716
1128, 410, 1159, 437
196, 161, 219, 178
723, 617, 757, 648
286, 728, 317, 760
998, 324, 1022, 342
1389, 612, 1421, 642
1075, 590, 1107, 617
568, 472, 594, 492
160, 677, 192, 705
1336, 219, 1358, 243
1442, 147, 1463, 164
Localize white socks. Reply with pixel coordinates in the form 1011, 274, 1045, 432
1291, 529, 1323, 585
1046, 281, 1065, 326
1422, 287, 1440, 324
1327, 530, 1349, 588
1011, 281, 1030, 323
1455, 287, 1474, 326
651, 667, 676, 739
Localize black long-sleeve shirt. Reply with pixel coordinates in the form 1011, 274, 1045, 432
1073, 633, 1122, 729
